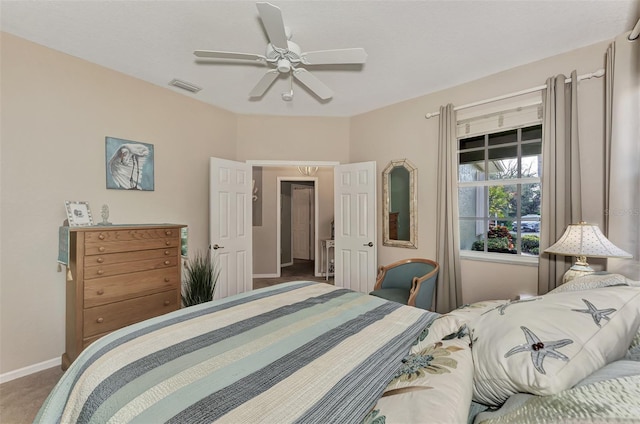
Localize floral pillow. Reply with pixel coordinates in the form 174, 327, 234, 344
468, 286, 640, 406
366, 330, 474, 424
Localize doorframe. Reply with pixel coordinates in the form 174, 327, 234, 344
279, 178, 318, 275
246, 160, 339, 278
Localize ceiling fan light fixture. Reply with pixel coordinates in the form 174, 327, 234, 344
277, 59, 291, 73
297, 166, 319, 176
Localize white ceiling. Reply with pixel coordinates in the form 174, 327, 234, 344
1, 0, 638, 117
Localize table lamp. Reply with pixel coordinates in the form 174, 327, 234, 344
544, 221, 632, 283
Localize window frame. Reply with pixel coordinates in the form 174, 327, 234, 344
457, 124, 542, 264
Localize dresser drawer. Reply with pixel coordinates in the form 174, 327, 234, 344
84, 247, 178, 267
84, 237, 179, 255
84, 290, 178, 337
84, 251, 179, 279
84, 228, 179, 243
84, 268, 179, 308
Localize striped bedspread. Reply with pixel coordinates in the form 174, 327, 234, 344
36, 281, 435, 424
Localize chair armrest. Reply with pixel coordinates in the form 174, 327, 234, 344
407, 266, 439, 310
373, 265, 386, 290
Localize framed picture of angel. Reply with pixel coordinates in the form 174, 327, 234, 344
105, 137, 155, 191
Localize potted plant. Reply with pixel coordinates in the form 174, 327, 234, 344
181, 250, 219, 307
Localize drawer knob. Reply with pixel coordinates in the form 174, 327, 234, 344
164, 250, 170, 255
96, 317, 104, 323
97, 257, 104, 263
98, 246, 105, 252
165, 230, 172, 236
164, 260, 170, 265
98, 234, 105, 240
97, 270, 104, 275
97, 289, 104, 295
165, 241, 171, 246
164, 300, 170, 306
164, 277, 170, 282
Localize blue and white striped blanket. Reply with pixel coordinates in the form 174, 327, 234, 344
36, 281, 436, 423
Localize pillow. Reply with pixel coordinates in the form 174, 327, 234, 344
469, 286, 640, 406
574, 359, 640, 388
370, 336, 474, 424
548, 272, 630, 294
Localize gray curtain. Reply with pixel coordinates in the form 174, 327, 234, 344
435, 104, 462, 313
538, 71, 582, 294
604, 32, 640, 280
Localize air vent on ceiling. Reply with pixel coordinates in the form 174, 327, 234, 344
169, 78, 202, 93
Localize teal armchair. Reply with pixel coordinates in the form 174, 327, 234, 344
369, 258, 439, 310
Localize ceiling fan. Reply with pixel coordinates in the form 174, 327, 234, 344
194, 2, 367, 101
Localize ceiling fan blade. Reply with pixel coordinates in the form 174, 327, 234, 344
293, 68, 333, 100
194, 50, 265, 62
256, 2, 288, 49
249, 70, 280, 98
300, 48, 368, 65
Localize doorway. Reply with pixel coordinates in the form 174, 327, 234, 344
242, 159, 376, 293
282, 181, 316, 278
278, 177, 318, 277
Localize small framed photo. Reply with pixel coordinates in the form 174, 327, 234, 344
65, 201, 94, 226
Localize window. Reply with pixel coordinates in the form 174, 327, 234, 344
458, 124, 542, 258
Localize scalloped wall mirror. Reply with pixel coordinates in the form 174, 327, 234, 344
382, 159, 417, 248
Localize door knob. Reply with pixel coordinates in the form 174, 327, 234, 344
212, 244, 225, 250
363, 242, 373, 247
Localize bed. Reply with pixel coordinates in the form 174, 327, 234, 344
36, 275, 640, 423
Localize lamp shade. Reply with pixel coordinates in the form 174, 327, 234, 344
544, 222, 632, 258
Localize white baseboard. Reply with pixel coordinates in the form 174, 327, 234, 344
281, 262, 293, 267
253, 273, 279, 278
0, 357, 61, 384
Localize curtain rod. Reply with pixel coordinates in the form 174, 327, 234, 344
424, 68, 605, 119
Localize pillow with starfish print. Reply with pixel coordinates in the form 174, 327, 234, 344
467, 286, 640, 406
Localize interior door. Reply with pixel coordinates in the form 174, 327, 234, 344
210, 157, 252, 299
292, 184, 312, 260
334, 162, 377, 293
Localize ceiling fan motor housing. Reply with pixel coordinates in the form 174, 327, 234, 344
267, 41, 301, 73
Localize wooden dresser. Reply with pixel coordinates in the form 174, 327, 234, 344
61, 224, 185, 369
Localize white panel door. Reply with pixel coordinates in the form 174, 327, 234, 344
334, 162, 377, 293
210, 157, 252, 299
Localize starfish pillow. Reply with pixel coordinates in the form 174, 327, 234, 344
468, 286, 640, 406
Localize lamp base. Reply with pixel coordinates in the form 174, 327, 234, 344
562, 264, 595, 284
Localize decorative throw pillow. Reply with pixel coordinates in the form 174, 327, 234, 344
368, 336, 474, 424
469, 286, 640, 406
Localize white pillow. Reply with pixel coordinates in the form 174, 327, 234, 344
469, 286, 640, 406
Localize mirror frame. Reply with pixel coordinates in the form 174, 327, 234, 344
382, 159, 417, 249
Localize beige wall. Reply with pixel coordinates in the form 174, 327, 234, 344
0, 30, 616, 377
0, 33, 237, 375
350, 40, 610, 304
236, 115, 350, 163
